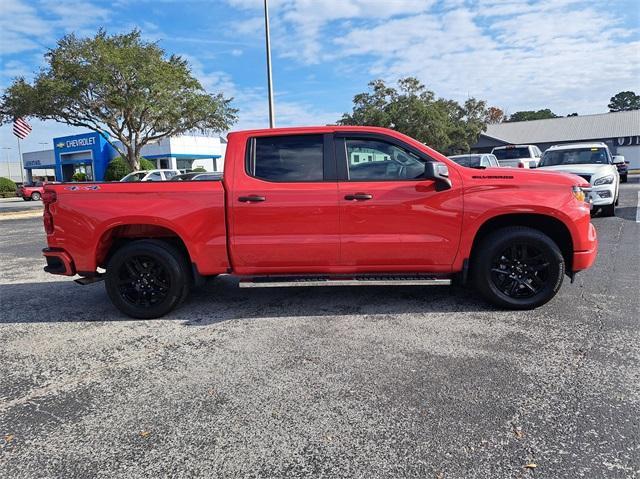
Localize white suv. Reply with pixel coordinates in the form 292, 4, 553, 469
491, 145, 542, 168
120, 169, 180, 182
537, 143, 621, 216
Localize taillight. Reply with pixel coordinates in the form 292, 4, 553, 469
518, 162, 525, 168
43, 211, 54, 234
43, 189, 56, 234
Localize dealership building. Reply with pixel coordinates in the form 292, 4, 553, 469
22, 131, 227, 182
473, 110, 640, 169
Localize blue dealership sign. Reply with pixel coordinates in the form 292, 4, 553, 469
53, 132, 116, 181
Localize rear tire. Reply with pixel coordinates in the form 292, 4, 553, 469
105, 240, 190, 319
472, 227, 564, 310
620, 174, 627, 183
31, 192, 41, 201
600, 203, 615, 217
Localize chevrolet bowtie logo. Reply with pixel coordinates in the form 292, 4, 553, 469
55, 142, 66, 148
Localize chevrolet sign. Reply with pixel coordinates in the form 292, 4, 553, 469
56, 137, 96, 149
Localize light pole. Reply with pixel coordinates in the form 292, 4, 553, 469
1, 147, 12, 179
264, 0, 275, 128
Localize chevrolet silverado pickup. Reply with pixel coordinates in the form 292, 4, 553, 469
41, 126, 598, 318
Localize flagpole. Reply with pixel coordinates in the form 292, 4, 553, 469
16, 137, 24, 183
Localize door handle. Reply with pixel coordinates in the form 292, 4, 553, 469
238, 195, 266, 203
344, 193, 373, 201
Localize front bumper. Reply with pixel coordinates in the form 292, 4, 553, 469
572, 223, 598, 272
43, 248, 76, 276
588, 184, 616, 206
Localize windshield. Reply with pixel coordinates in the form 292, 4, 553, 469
450, 155, 483, 167
539, 148, 610, 167
493, 147, 530, 160
121, 172, 146, 182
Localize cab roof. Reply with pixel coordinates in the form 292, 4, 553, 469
546, 142, 609, 151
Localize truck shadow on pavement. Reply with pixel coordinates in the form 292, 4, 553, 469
0, 275, 492, 325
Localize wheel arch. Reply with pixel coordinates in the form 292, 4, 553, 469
468, 213, 574, 273
95, 223, 193, 273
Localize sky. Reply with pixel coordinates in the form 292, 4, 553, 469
1, 0, 639, 159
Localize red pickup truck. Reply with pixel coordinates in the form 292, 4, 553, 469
18, 181, 46, 201
41, 126, 597, 318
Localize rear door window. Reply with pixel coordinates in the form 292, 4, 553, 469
248, 135, 324, 182
493, 147, 531, 160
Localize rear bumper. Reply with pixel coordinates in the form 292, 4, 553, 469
43, 248, 76, 276
572, 223, 598, 272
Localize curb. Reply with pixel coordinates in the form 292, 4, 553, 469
0, 210, 43, 221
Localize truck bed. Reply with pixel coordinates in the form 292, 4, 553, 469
44, 180, 229, 275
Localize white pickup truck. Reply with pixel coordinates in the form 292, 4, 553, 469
491, 145, 542, 168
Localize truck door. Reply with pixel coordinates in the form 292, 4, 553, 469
230, 133, 340, 274
335, 134, 463, 271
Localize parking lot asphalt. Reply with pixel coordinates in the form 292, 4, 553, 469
1, 178, 639, 478
0, 197, 43, 213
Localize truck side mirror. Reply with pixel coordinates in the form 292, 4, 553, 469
424, 161, 452, 190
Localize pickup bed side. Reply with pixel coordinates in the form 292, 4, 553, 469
44, 181, 229, 276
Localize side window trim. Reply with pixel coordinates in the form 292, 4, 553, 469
244, 133, 336, 183
334, 132, 436, 182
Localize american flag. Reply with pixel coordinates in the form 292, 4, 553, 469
13, 117, 32, 140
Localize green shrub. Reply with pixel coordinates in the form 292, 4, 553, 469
71, 172, 88, 181
0, 177, 17, 193
140, 158, 156, 170
192, 167, 207, 172
104, 157, 157, 181
104, 157, 131, 181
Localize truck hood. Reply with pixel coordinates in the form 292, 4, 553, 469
536, 164, 612, 177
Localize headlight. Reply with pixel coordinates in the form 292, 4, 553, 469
572, 185, 586, 202
593, 175, 614, 186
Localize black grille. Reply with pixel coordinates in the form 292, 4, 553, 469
578, 174, 591, 183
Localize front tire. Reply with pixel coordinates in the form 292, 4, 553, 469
105, 240, 190, 319
31, 192, 41, 201
472, 227, 564, 310
600, 202, 615, 217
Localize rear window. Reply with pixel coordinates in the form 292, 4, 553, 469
249, 135, 324, 182
493, 147, 531, 160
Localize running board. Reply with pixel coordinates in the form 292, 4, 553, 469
239, 274, 452, 288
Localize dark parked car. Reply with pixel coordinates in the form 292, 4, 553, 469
613, 155, 629, 183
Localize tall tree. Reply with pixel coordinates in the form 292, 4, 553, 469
486, 106, 505, 124
338, 78, 488, 153
507, 109, 558, 122
607, 91, 640, 112
0, 30, 237, 170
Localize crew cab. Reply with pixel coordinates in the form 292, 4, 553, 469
41, 126, 597, 318
17, 181, 47, 201
491, 145, 542, 168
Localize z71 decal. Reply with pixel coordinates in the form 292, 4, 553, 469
64, 185, 101, 191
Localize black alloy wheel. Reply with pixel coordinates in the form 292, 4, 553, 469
105, 240, 190, 318
117, 255, 171, 308
490, 243, 550, 299
472, 227, 564, 309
